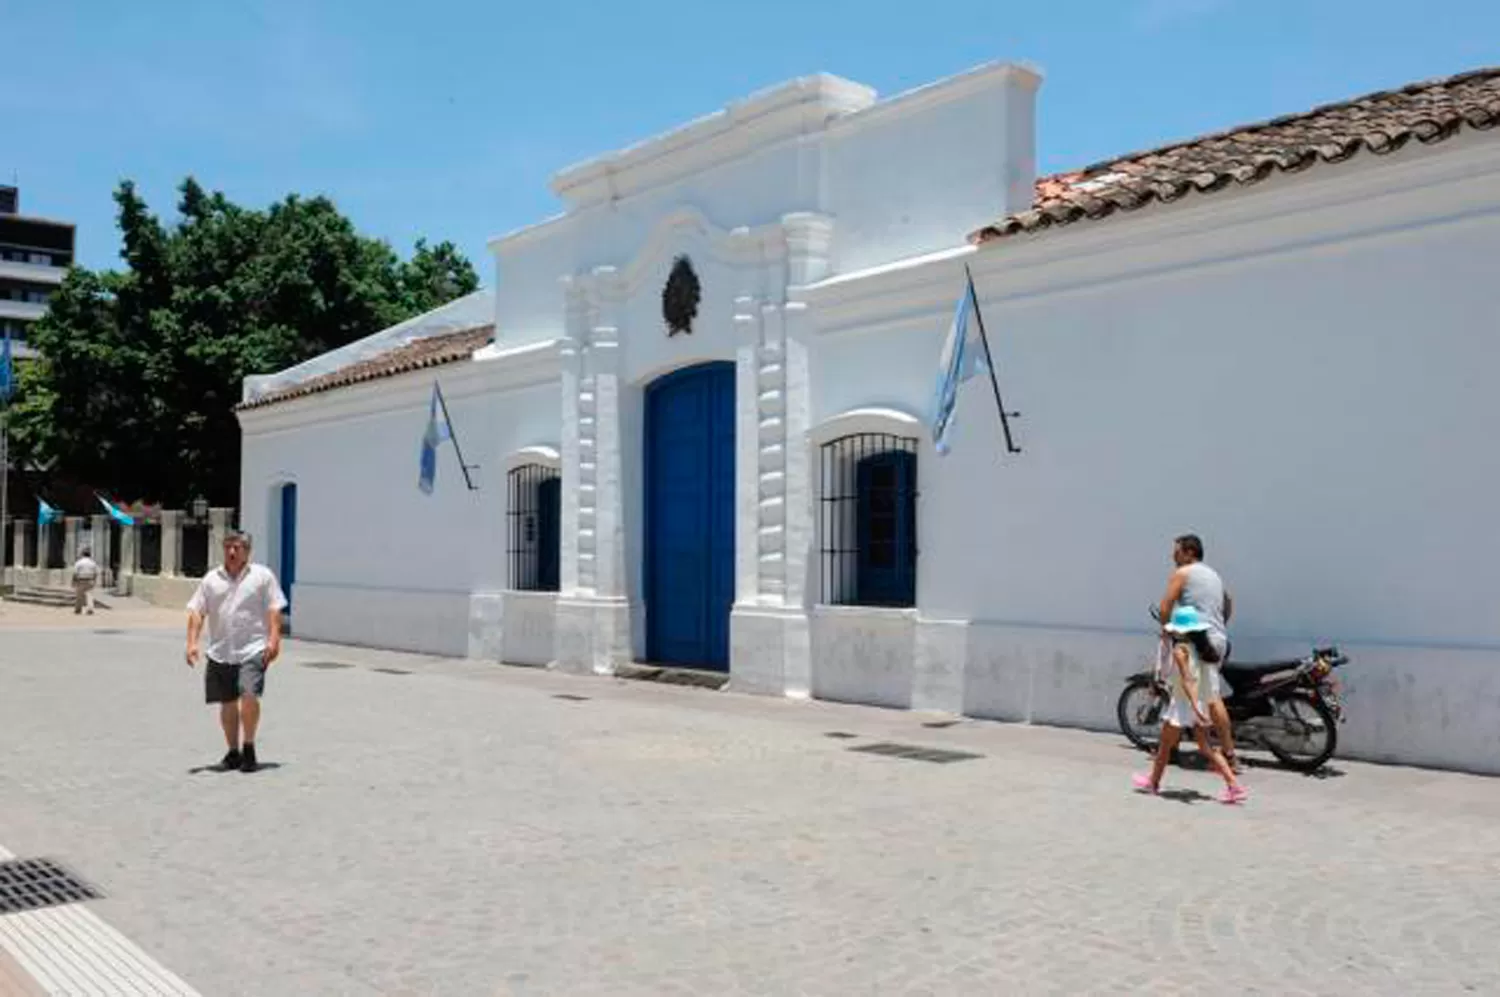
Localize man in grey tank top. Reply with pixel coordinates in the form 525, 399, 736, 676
1158, 534, 1240, 770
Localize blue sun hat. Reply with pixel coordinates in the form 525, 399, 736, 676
1164, 605, 1209, 634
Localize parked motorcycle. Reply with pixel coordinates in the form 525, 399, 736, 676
1117, 610, 1349, 772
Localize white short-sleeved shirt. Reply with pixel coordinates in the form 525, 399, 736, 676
187, 563, 288, 664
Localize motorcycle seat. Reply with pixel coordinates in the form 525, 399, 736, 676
1221, 659, 1303, 681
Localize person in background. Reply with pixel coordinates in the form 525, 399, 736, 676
1133, 606, 1247, 804
185, 531, 287, 773
1159, 533, 1239, 772
72, 547, 99, 615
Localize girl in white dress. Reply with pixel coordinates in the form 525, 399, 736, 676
1133, 606, 1247, 803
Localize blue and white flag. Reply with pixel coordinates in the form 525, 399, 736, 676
0, 327, 13, 403
98, 494, 135, 526
38, 498, 59, 525
418, 383, 453, 494
929, 276, 989, 456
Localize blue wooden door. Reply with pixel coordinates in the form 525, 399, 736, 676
279, 483, 298, 611
645, 363, 735, 670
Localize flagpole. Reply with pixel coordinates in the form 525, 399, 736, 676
1, 403, 9, 581
433, 382, 478, 491
964, 264, 1022, 455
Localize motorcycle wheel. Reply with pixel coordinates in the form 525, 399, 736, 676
1117, 677, 1168, 752
1263, 692, 1338, 772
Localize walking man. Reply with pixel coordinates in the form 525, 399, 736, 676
1158, 533, 1239, 771
185, 531, 287, 773
72, 546, 99, 615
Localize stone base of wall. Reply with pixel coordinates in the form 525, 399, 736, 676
501, 591, 558, 666
291, 582, 470, 657
555, 596, 631, 676
7, 566, 106, 591
730, 605, 810, 697
119, 574, 200, 610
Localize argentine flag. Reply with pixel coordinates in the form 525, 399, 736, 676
929, 276, 989, 456
418, 383, 453, 494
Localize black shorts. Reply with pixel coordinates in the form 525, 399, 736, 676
205, 657, 267, 703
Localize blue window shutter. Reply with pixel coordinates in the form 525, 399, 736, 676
537, 476, 561, 592
855, 450, 916, 607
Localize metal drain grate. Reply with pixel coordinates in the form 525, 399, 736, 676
371, 667, 411, 675
300, 661, 354, 670
552, 694, 590, 701
848, 741, 982, 764
0, 858, 102, 915
824, 731, 859, 740
922, 719, 960, 729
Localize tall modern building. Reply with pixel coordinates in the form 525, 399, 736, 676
0, 185, 74, 358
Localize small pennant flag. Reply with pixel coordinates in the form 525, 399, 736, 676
0, 326, 13, 403
97, 494, 136, 526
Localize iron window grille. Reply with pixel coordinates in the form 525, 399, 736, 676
508, 464, 561, 592
819, 432, 918, 607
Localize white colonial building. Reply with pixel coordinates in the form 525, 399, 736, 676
238, 63, 1500, 774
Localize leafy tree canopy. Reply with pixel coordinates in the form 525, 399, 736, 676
10, 177, 478, 507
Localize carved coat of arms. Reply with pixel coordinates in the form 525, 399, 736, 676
662, 255, 700, 336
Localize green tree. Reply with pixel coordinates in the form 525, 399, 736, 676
10, 178, 478, 507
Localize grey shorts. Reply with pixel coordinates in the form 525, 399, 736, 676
205, 656, 266, 703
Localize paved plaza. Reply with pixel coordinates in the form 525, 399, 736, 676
0, 609, 1498, 995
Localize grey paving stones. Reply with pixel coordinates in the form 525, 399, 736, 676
0, 627, 1497, 995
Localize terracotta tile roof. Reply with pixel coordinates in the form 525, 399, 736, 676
972, 66, 1500, 244
238, 324, 494, 410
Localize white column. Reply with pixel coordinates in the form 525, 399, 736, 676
63, 516, 81, 569
90, 514, 109, 586
118, 522, 136, 587
779, 213, 831, 612
725, 214, 832, 697
553, 271, 633, 675
584, 267, 632, 672
159, 510, 182, 577
733, 280, 764, 607
208, 508, 234, 564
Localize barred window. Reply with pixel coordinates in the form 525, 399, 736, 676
819, 433, 918, 607
508, 463, 561, 591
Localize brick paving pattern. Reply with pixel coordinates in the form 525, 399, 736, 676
0, 621, 1497, 995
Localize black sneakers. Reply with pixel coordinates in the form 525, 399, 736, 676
239, 743, 258, 773
219, 748, 242, 772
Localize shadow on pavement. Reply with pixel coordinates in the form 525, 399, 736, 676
187, 762, 285, 775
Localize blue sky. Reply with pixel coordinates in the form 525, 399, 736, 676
6, 0, 1498, 276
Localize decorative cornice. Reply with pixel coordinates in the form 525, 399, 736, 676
549, 75, 876, 208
